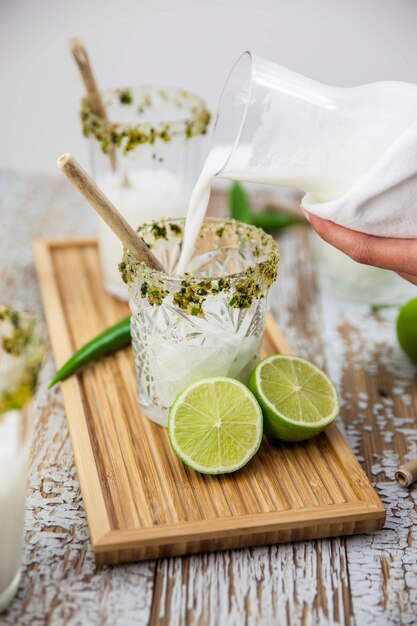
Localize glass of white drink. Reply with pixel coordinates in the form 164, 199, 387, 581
0, 306, 42, 613
83, 85, 210, 299
120, 217, 279, 426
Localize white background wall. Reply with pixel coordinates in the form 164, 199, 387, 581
2, 0, 417, 172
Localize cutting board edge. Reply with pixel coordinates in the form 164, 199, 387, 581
93, 502, 386, 564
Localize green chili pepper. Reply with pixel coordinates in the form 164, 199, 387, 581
49, 316, 131, 388
229, 181, 303, 233
229, 181, 253, 223
370, 303, 399, 314
252, 210, 302, 233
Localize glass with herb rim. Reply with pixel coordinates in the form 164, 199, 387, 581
83, 85, 210, 299
120, 217, 279, 427
0, 306, 43, 613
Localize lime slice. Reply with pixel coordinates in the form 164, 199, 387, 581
168, 377, 263, 474
248, 355, 339, 442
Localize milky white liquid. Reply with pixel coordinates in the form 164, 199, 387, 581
176, 144, 259, 273
99, 168, 188, 299
143, 328, 262, 426
0, 410, 30, 611
175, 150, 226, 274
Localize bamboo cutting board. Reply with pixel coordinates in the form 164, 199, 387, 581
34, 238, 385, 564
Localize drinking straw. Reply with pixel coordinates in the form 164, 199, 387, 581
395, 459, 417, 487
57, 153, 164, 272
69, 37, 116, 171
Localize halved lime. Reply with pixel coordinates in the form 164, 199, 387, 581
168, 377, 263, 474
248, 355, 339, 442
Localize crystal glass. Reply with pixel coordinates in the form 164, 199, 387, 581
83, 85, 211, 299
0, 307, 43, 613
120, 217, 279, 426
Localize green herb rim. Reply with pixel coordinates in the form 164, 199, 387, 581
81, 85, 211, 154
0, 305, 43, 415
120, 217, 279, 317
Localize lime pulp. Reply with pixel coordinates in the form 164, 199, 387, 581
248, 355, 339, 442
168, 377, 263, 474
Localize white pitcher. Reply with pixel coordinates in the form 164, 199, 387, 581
215, 51, 417, 197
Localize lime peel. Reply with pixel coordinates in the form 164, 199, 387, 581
249, 355, 339, 442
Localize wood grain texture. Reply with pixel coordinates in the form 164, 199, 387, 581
33, 238, 384, 564
1, 171, 417, 625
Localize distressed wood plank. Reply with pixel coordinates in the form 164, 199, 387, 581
321, 296, 417, 625
1, 171, 417, 625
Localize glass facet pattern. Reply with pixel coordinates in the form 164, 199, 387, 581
125, 218, 278, 426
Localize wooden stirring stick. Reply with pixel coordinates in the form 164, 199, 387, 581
395, 458, 417, 487
69, 37, 116, 171
57, 153, 164, 272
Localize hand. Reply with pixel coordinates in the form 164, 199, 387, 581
305, 212, 417, 286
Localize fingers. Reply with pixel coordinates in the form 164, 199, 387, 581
306, 213, 417, 277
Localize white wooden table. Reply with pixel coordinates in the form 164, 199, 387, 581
1, 170, 417, 626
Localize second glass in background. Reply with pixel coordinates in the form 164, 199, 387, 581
313, 235, 416, 305
84, 85, 210, 299
0, 307, 43, 613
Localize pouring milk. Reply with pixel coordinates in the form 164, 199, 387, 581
176, 53, 417, 274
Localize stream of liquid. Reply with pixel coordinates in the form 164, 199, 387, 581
175, 148, 226, 274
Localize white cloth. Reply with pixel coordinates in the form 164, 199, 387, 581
302, 121, 417, 238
